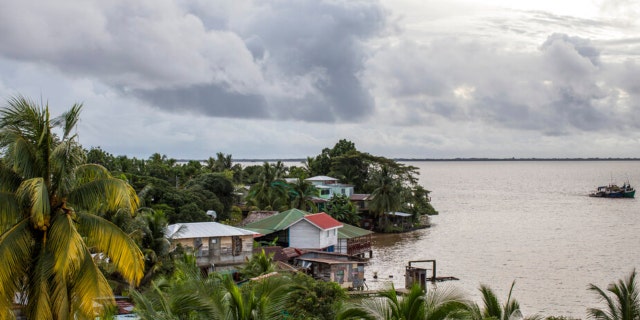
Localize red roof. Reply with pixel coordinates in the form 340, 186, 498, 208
304, 213, 343, 230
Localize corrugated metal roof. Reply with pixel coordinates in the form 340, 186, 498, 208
338, 223, 374, 239
166, 222, 258, 239
305, 175, 338, 181
242, 208, 308, 233
350, 193, 371, 201
303, 213, 342, 230
386, 211, 412, 217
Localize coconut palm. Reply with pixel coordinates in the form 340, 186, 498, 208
246, 162, 289, 210
467, 281, 539, 320
131, 255, 223, 320
337, 283, 469, 320
222, 274, 291, 320
289, 178, 318, 212
0, 96, 144, 319
587, 269, 640, 320
239, 249, 276, 279
369, 165, 403, 230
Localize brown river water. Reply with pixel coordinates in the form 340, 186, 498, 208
365, 161, 640, 319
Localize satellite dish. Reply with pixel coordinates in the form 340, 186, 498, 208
206, 210, 217, 220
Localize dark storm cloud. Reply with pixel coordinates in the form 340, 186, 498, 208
230, 0, 385, 122
0, 0, 386, 123
133, 85, 269, 118
367, 32, 637, 135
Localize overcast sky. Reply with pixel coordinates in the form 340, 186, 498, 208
1, 0, 639, 160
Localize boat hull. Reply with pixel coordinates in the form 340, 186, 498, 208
589, 185, 635, 198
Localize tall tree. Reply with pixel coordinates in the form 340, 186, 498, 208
289, 178, 318, 212
369, 165, 403, 230
246, 162, 288, 210
0, 96, 144, 319
588, 269, 640, 320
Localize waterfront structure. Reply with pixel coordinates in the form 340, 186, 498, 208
337, 223, 373, 258
294, 251, 367, 290
243, 209, 343, 251
166, 222, 258, 272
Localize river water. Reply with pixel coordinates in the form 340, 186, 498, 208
365, 161, 640, 319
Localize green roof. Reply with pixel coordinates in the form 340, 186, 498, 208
338, 223, 374, 239
243, 208, 308, 234
243, 208, 373, 239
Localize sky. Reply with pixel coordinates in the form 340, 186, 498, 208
1, 0, 639, 160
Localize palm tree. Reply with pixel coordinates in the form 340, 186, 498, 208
369, 165, 403, 230
136, 208, 172, 287
132, 255, 291, 320
246, 162, 289, 210
239, 249, 276, 279
468, 281, 539, 320
131, 255, 222, 320
587, 269, 640, 320
289, 178, 318, 212
222, 274, 291, 320
337, 283, 469, 320
0, 96, 144, 319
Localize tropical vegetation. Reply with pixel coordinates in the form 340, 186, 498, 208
0, 96, 144, 319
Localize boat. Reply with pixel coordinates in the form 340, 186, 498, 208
589, 182, 635, 198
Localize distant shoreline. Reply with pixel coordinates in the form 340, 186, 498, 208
220, 158, 640, 163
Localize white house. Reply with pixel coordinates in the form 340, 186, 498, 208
288, 213, 343, 251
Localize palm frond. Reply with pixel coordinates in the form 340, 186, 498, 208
71, 250, 115, 319
0, 191, 22, 233
6, 135, 40, 180
588, 269, 640, 320
0, 159, 22, 192
51, 271, 71, 320
425, 284, 471, 320
48, 212, 86, 276
479, 284, 503, 320
77, 212, 144, 285
69, 177, 139, 214
0, 219, 32, 318
50, 139, 85, 197
16, 177, 50, 230
26, 248, 54, 320
54, 102, 82, 140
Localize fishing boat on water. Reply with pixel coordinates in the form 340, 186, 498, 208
589, 182, 635, 198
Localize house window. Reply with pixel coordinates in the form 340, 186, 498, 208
232, 236, 242, 256
341, 188, 345, 194
321, 189, 330, 195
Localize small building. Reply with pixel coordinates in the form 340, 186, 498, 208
386, 211, 414, 230
294, 251, 367, 290
166, 222, 258, 272
243, 209, 343, 252
306, 175, 355, 199
337, 223, 373, 258
289, 212, 342, 251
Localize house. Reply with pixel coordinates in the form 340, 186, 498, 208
243, 209, 343, 252
289, 212, 343, 251
166, 221, 258, 272
336, 223, 373, 258
242, 208, 307, 247
306, 175, 355, 199
294, 251, 367, 290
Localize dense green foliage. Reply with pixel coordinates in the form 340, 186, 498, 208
0, 96, 144, 319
